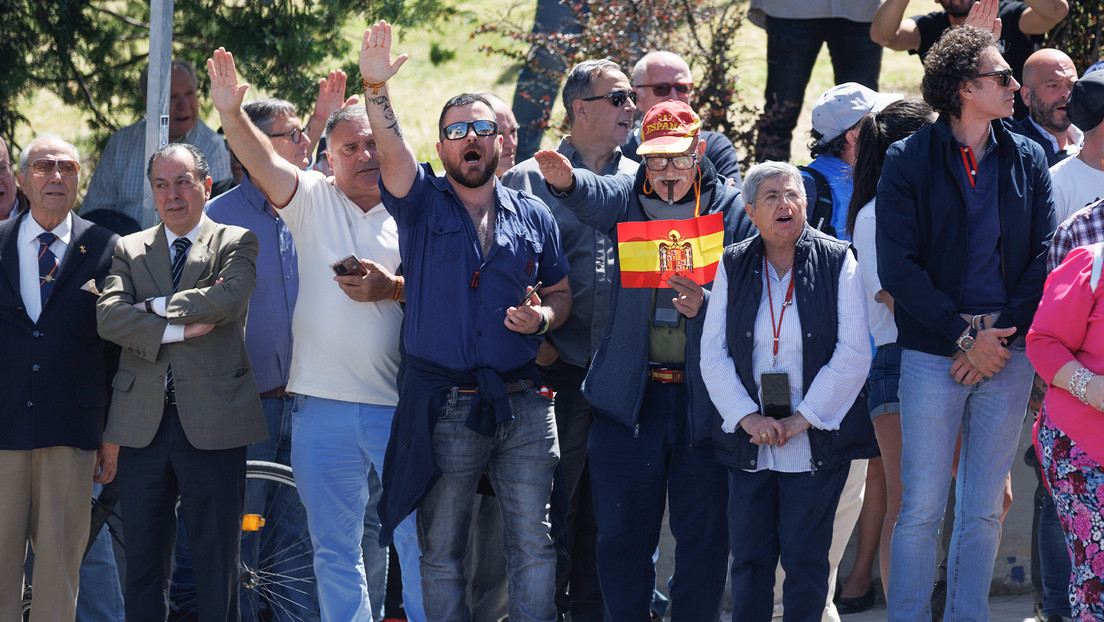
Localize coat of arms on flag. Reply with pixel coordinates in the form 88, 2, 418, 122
616, 212, 724, 288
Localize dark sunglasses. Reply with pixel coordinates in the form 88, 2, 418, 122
29, 158, 80, 178
644, 154, 697, 171
442, 120, 499, 140
268, 127, 308, 144
976, 68, 1014, 87
581, 89, 638, 107
635, 82, 694, 97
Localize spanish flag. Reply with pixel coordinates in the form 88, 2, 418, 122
616, 212, 724, 288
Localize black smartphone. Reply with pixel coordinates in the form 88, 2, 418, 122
330, 254, 367, 277
652, 288, 681, 327
760, 372, 792, 420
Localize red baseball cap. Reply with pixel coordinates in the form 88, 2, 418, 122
637, 101, 702, 155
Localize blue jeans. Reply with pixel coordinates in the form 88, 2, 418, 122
888, 348, 1034, 622
755, 15, 883, 162
418, 387, 559, 622
1038, 487, 1072, 618
588, 381, 729, 622
291, 395, 424, 622
73, 483, 125, 622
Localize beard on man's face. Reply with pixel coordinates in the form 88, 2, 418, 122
444, 145, 501, 189
1030, 92, 1072, 133
941, 0, 972, 17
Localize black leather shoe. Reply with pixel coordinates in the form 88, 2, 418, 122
835, 585, 875, 615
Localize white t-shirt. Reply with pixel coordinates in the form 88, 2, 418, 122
852, 199, 897, 346
1050, 156, 1104, 226
277, 170, 402, 405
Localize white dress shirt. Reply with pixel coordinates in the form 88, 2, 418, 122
18, 212, 72, 324
153, 222, 202, 344
700, 250, 871, 472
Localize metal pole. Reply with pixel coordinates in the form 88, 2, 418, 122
143, 0, 174, 229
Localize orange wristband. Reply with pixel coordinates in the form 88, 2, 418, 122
363, 79, 386, 95
391, 276, 404, 301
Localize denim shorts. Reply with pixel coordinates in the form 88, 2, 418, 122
866, 343, 902, 419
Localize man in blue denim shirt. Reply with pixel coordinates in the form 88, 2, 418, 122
361, 21, 572, 622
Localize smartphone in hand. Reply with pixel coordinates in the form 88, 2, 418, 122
330, 254, 367, 277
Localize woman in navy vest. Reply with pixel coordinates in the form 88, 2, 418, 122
700, 161, 877, 621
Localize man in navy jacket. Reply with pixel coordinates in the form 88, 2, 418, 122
0, 135, 118, 621
876, 26, 1055, 621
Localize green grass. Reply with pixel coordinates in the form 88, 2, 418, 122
15, 0, 933, 177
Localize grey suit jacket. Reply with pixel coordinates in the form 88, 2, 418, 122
97, 214, 267, 450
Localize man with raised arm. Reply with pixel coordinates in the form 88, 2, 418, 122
360, 20, 572, 622
206, 49, 425, 622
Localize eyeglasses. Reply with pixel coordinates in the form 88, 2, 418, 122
29, 159, 80, 178
757, 190, 802, 207
581, 89, 638, 107
644, 154, 698, 171
268, 127, 307, 144
442, 120, 499, 140
635, 82, 694, 97
976, 68, 1014, 87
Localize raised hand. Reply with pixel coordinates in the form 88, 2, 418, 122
314, 70, 349, 122
534, 149, 575, 193
360, 20, 409, 87
207, 47, 251, 114
965, 0, 1003, 40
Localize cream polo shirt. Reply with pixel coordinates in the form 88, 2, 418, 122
277, 170, 402, 406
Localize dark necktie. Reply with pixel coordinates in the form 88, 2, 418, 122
166, 237, 191, 398
37, 232, 59, 307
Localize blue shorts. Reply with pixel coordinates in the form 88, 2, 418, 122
866, 343, 902, 419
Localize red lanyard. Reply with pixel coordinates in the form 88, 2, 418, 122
959, 146, 978, 188
765, 256, 795, 368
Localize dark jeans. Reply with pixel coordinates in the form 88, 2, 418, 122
755, 16, 883, 163
727, 463, 849, 622
539, 359, 602, 620
588, 381, 729, 622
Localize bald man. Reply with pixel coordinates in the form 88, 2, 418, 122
626, 51, 742, 183
1012, 48, 1082, 166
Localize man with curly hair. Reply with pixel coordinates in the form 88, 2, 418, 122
874, 25, 1055, 621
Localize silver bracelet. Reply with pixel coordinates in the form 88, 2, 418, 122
1070, 368, 1094, 405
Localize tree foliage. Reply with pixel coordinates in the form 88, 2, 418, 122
1048, 2, 1103, 74
474, 0, 758, 164
0, 0, 444, 149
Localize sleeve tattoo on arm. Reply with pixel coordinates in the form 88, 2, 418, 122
368, 95, 403, 139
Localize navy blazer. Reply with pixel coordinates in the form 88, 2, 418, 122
0, 211, 119, 450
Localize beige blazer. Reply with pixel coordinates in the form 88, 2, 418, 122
97, 215, 267, 450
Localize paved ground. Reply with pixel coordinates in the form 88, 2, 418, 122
838, 593, 1037, 622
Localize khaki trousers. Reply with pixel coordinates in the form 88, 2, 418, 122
0, 446, 96, 622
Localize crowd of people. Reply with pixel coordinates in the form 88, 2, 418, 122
6, 0, 1104, 621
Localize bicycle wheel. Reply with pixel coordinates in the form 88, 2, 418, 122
240, 460, 319, 622
169, 460, 319, 622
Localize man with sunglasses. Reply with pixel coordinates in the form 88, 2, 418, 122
875, 27, 1055, 621
207, 51, 427, 622
626, 51, 742, 184
360, 20, 572, 622
534, 100, 755, 621
501, 58, 638, 621
0, 135, 119, 621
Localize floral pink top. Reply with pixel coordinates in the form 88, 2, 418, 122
1027, 244, 1104, 465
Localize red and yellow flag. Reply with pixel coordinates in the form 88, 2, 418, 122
616, 213, 724, 288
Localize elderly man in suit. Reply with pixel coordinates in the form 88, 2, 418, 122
97, 142, 267, 622
0, 134, 119, 621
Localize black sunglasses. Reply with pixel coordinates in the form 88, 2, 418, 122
635, 82, 694, 97
442, 120, 499, 140
581, 89, 638, 107
268, 127, 308, 144
976, 68, 1014, 87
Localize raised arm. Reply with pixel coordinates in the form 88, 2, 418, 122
534, 149, 630, 234
359, 20, 418, 199
207, 48, 300, 206
870, 0, 921, 51
304, 70, 359, 156
1018, 0, 1069, 35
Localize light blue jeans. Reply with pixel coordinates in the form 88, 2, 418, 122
291, 395, 424, 622
888, 347, 1033, 622
418, 388, 559, 622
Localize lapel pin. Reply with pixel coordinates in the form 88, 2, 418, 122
80, 245, 87, 254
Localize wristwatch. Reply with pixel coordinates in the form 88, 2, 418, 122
957, 328, 977, 352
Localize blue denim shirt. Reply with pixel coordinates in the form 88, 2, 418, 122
380, 163, 570, 373
206, 177, 297, 393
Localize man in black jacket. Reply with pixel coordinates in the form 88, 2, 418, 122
875, 26, 1055, 622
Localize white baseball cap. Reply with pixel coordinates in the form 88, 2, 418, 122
811, 83, 902, 145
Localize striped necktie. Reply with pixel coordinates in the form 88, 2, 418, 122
37, 232, 59, 307
166, 236, 191, 399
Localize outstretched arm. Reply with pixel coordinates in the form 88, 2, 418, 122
207, 48, 301, 207
304, 70, 359, 155
359, 20, 419, 199
1019, 0, 1069, 35
870, 0, 921, 51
